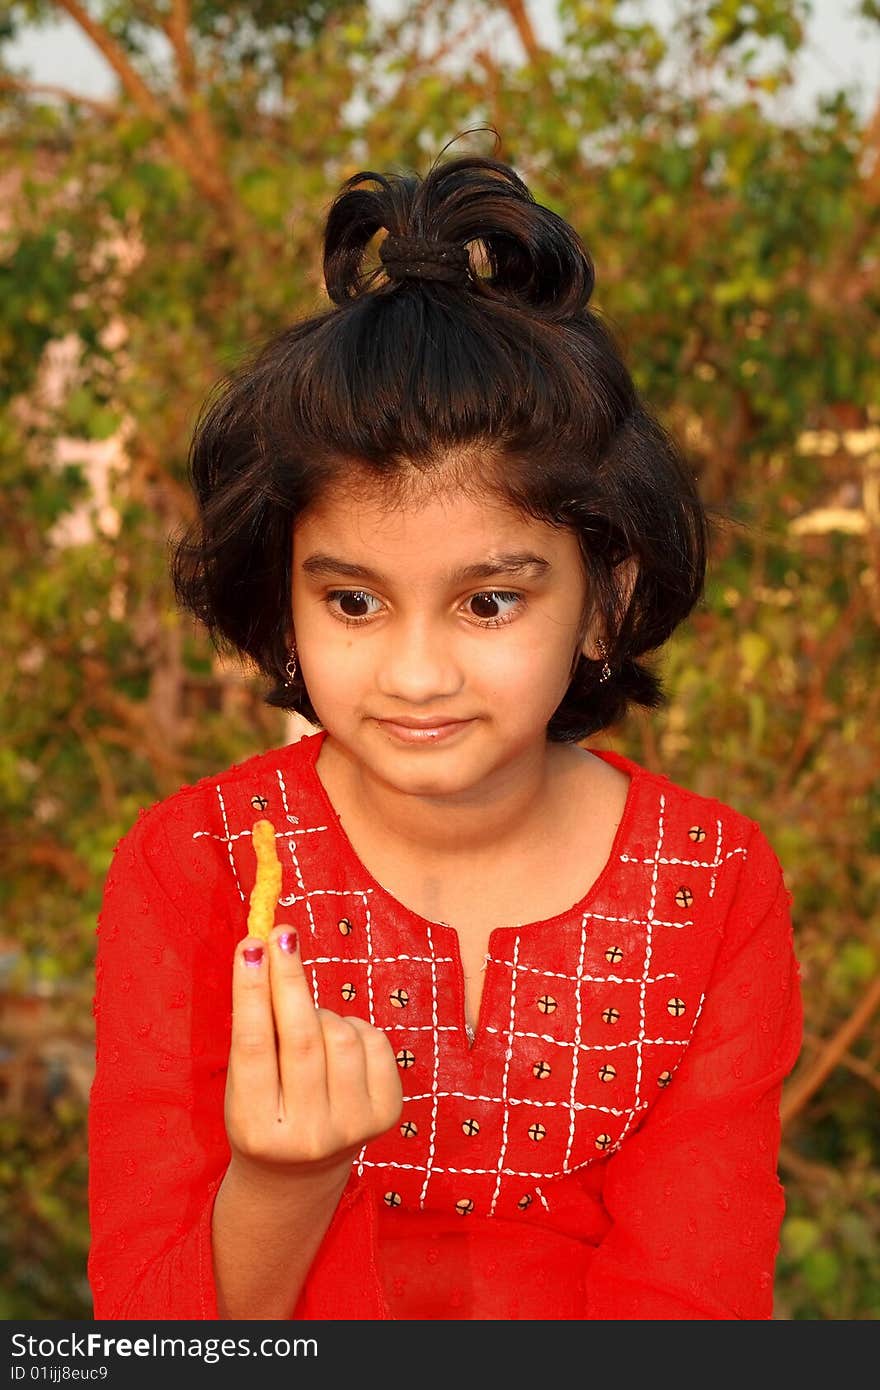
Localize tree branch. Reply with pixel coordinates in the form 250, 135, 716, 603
474, 47, 505, 142
777, 1142, 836, 1187
79, 656, 187, 792
408, 11, 487, 81
0, 74, 119, 117
21, 841, 91, 894
497, 0, 545, 62
52, 0, 177, 123
811, 91, 880, 306
781, 971, 880, 1129
161, 0, 225, 170
859, 91, 880, 205
69, 708, 118, 820
778, 582, 867, 790
840, 1049, 880, 1096
166, 0, 198, 94
51, 0, 236, 213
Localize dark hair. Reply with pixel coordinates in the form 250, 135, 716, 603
170, 132, 712, 742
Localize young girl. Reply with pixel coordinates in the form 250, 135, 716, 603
87, 145, 802, 1321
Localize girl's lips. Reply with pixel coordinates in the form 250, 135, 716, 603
376, 719, 473, 744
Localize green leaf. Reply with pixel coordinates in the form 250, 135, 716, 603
738, 632, 771, 677
782, 1217, 821, 1259
802, 1248, 841, 1297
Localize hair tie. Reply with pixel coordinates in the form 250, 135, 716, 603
379, 233, 470, 287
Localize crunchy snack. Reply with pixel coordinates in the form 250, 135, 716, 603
246, 818, 282, 941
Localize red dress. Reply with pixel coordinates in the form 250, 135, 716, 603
87, 728, 802, 1320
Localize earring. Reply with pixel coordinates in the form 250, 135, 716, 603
284, 646, 298, 686
597, 637, 612, 684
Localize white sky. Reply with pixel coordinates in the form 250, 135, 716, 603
3, 0, 879, 120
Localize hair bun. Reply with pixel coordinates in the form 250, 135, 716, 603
378, 233, 471, 286
322, 144, 596, 320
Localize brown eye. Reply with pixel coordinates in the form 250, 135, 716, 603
326, 589, 376, 622
468, 591, 522, 625
470, 594, 498, 619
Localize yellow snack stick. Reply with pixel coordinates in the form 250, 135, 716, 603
246, 818, 283, 941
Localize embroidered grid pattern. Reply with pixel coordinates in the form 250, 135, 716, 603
193, 766, 747, 1212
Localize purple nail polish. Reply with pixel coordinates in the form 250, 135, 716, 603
278, 930, 298, 954
243, 945, 264, 966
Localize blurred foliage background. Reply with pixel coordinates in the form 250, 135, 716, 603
1, 0, 878, 1322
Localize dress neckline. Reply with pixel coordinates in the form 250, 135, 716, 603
297, 727, 648, 941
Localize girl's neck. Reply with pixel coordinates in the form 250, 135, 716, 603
315, 733, 579, 866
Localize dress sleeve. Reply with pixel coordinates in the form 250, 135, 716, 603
583, 823, 803, 1320
87, 809, 232, 1318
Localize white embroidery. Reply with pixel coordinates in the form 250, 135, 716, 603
418, 924, 443, 1206
193, 754, 742, 1214
489, 933, 521, 1215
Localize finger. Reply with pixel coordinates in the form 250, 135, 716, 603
266, 925, 327, 1103
229, 935, 280, 1097
321, 1010, 371, 1118
341, 1015, 403, 1126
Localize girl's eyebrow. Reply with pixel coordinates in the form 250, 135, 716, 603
300, 551, 552, 584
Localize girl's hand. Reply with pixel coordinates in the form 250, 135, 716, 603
225, 926, 403, 1175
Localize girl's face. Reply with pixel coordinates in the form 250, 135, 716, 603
290, 477, 596, 799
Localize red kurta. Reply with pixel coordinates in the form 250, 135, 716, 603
87, 728, 802, 1320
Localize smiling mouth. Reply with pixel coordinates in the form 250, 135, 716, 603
377, 718, 471, 729
375, 717, 474, 743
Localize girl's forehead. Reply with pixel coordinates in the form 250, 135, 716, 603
292, 491, 585, 590
295, 479, 562, 549
291, 478, 588, 591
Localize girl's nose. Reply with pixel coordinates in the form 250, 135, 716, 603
374, 620, 463, 703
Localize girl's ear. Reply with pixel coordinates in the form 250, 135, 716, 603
579, 555, 639, 661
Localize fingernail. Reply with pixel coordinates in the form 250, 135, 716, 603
278, 930, 298, 955
243, 945, 264, 966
